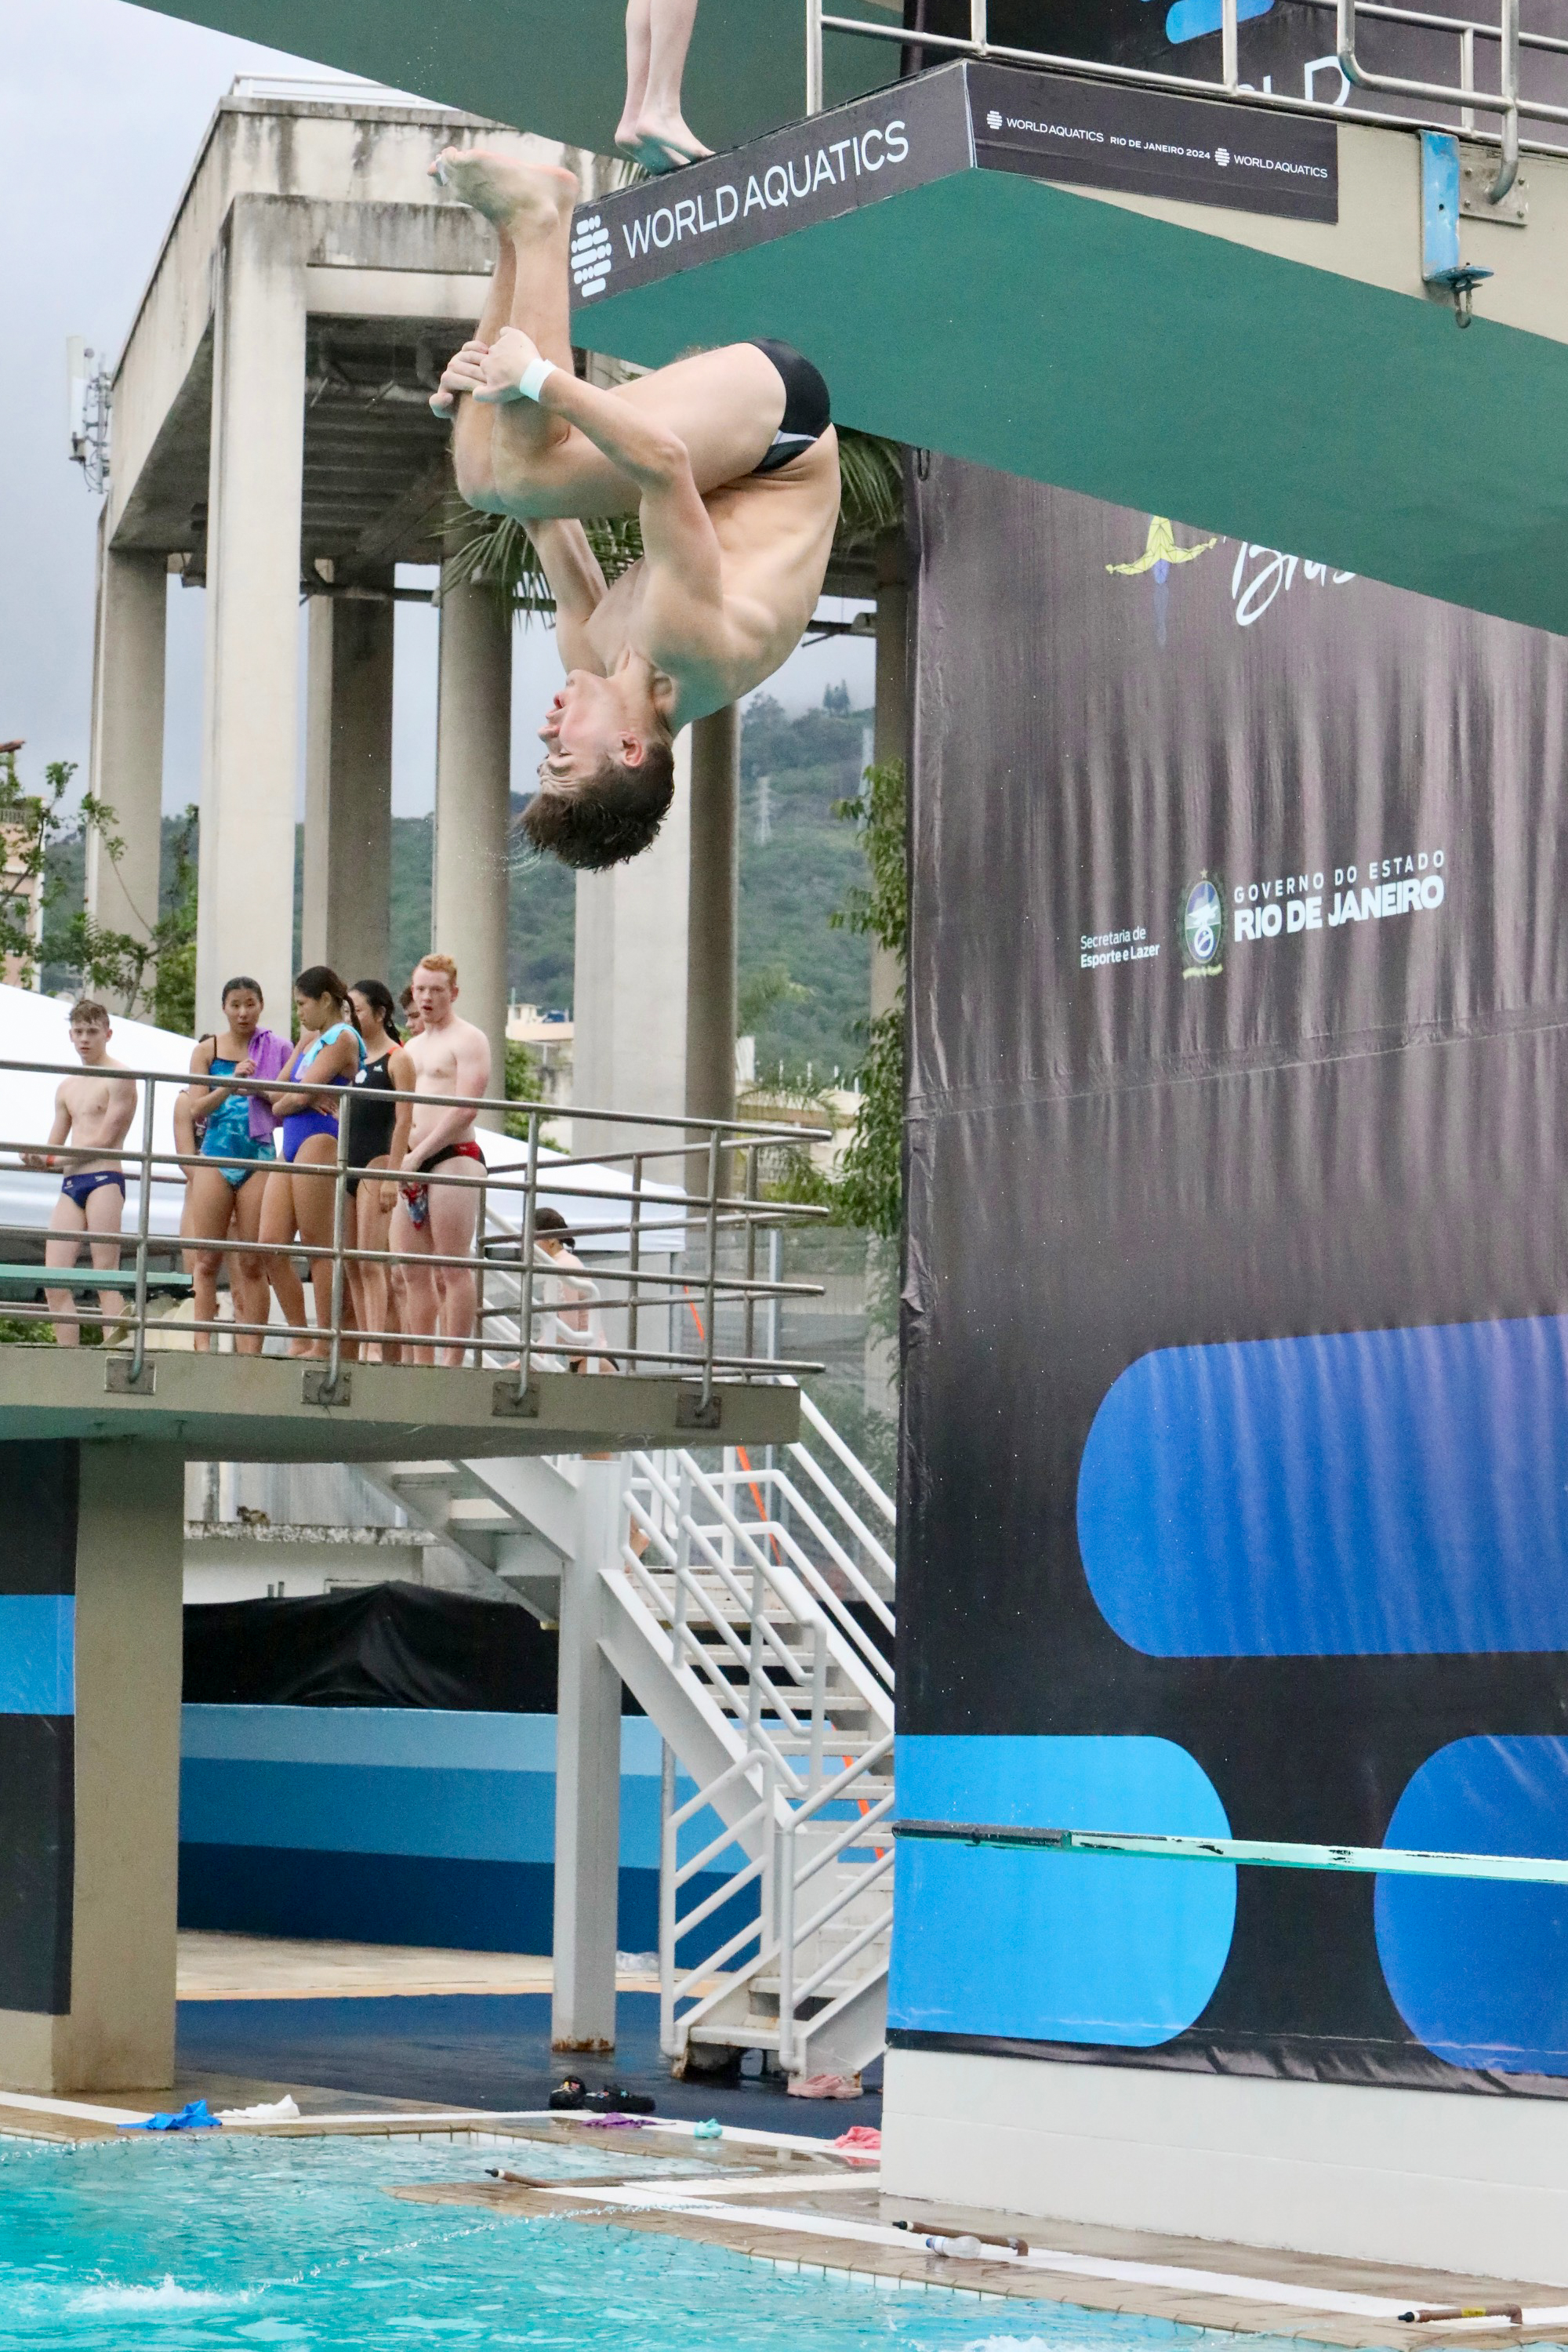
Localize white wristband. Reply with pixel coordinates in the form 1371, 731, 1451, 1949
516, 356, 558, 403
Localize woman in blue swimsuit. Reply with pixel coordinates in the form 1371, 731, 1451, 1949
258, 966, 363, 1356
183, 977, 293, 1353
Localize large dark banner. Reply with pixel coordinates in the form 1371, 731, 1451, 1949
889, 454, 1568, 2096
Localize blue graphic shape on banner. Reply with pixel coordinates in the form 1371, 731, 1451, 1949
1078, 1315, 1568, 1656
889, 1735, 1235, 2045
1376, 1737, 1568, 2076
1165, 0, 1273, 43
0, 1595, 74, 1715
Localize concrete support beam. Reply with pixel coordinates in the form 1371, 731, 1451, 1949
434, 572, 511, 1114
551, 1459, 622, 2052
685, 704, 739, 1126
572, 730, 691, 1161
303, 586, 394, 982
870, 532, 908, 1025
86, 537, 167, 1007
0, 1441, 184, 2092
198, 195, 308, 1023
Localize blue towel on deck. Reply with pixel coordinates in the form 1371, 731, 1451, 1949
120, 2099, 221, 2132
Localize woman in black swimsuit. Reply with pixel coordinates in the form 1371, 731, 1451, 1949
345, 982, 416, 1362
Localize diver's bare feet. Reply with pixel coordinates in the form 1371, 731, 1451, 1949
626, 112, 712, 170
430, 146, 579, 228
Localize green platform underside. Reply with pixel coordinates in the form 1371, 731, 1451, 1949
583, 169, 1568, 637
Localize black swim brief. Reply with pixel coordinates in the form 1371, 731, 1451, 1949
749, 339, 832, 474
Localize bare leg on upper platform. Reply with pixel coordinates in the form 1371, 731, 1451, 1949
616, 0, 713, 172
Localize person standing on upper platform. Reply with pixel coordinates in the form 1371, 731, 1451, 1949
24, 1000, 137, 1347
386, 956, 492, 1368
616, 0, 711, 171
430, 147, 840, 872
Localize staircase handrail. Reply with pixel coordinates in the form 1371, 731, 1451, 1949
725, 1459, 893, 1661
797, 1391, 895, 1526
673, 1472, 891, 1740
659, 1753, 777, 2054
778, 1443, 895, 1609
634, 1494, 820, 1708
627, 1449, 892, 1748
670, 1737, 895, 2070
779, 1849, 896, 2060
673, 1448, 892, 1719
622, 1461, 835, 1795
781, 1729, 895, 1832
787, 1785, 897, 1904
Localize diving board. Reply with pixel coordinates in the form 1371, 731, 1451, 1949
570, 60, 1568, 637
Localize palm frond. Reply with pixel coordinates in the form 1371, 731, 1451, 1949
833, 427, 904, 549
437, 499, 644, 623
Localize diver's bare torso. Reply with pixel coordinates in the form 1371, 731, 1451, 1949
563, 429, 840, 726
50, 1069, 136, 1173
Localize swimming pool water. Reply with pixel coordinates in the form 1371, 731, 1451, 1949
0, 2131, 1307, 2351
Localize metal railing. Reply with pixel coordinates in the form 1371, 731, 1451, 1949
0, 1054, 830, 1401
809, 0, 1568, 186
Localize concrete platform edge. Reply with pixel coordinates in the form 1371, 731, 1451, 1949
881, 2047, 1568, 2289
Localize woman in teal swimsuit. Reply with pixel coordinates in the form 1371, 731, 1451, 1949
183, 977, 292, 1353
259, 966, 363, 1356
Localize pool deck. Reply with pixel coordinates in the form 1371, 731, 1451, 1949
2, 1944, 1552, 2350
390, 2149, 1568, 2351
175, 1932, 659, 2001
1, 2069, 1557, 2350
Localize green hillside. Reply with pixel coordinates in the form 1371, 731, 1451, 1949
737, 692, 872, 1083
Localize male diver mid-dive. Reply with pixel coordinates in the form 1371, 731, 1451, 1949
431, 147, 840, 871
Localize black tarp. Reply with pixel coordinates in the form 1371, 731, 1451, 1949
183, 1583, 565, 1712
890, 453, 1568, 2099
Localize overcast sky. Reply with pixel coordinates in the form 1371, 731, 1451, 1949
0, 0, 873, 819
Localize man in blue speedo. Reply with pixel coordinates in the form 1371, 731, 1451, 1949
23, 1000, 138, 1346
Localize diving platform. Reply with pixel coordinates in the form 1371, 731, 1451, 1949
0, 1352, 800, 1461
0, 1061, 818, 2098
570, 59, 1568, 637
0, 1345, 797, 2095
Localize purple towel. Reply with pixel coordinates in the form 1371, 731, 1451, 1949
243, 1028, 294, 1142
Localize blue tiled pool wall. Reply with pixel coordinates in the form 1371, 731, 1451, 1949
179, 1706, 753, 1959
892, 470, 1568, 2095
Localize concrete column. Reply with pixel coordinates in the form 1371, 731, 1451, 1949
434, 571, 512, 1120
685, 704, 739, 1126
551, 1458, 622, 2052
86, 532, 166, 1007
303, 586, 394, 982
870, 533, 909, 1023
198, 194, 307, 1027
0, 1441, 184, 2092
572, 728, 691, 1162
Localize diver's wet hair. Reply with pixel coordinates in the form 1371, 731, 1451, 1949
521, 741, 676, 872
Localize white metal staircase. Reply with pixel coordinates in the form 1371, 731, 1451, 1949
613, 1399, 895, 2085
361, 1390, 897, 2087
